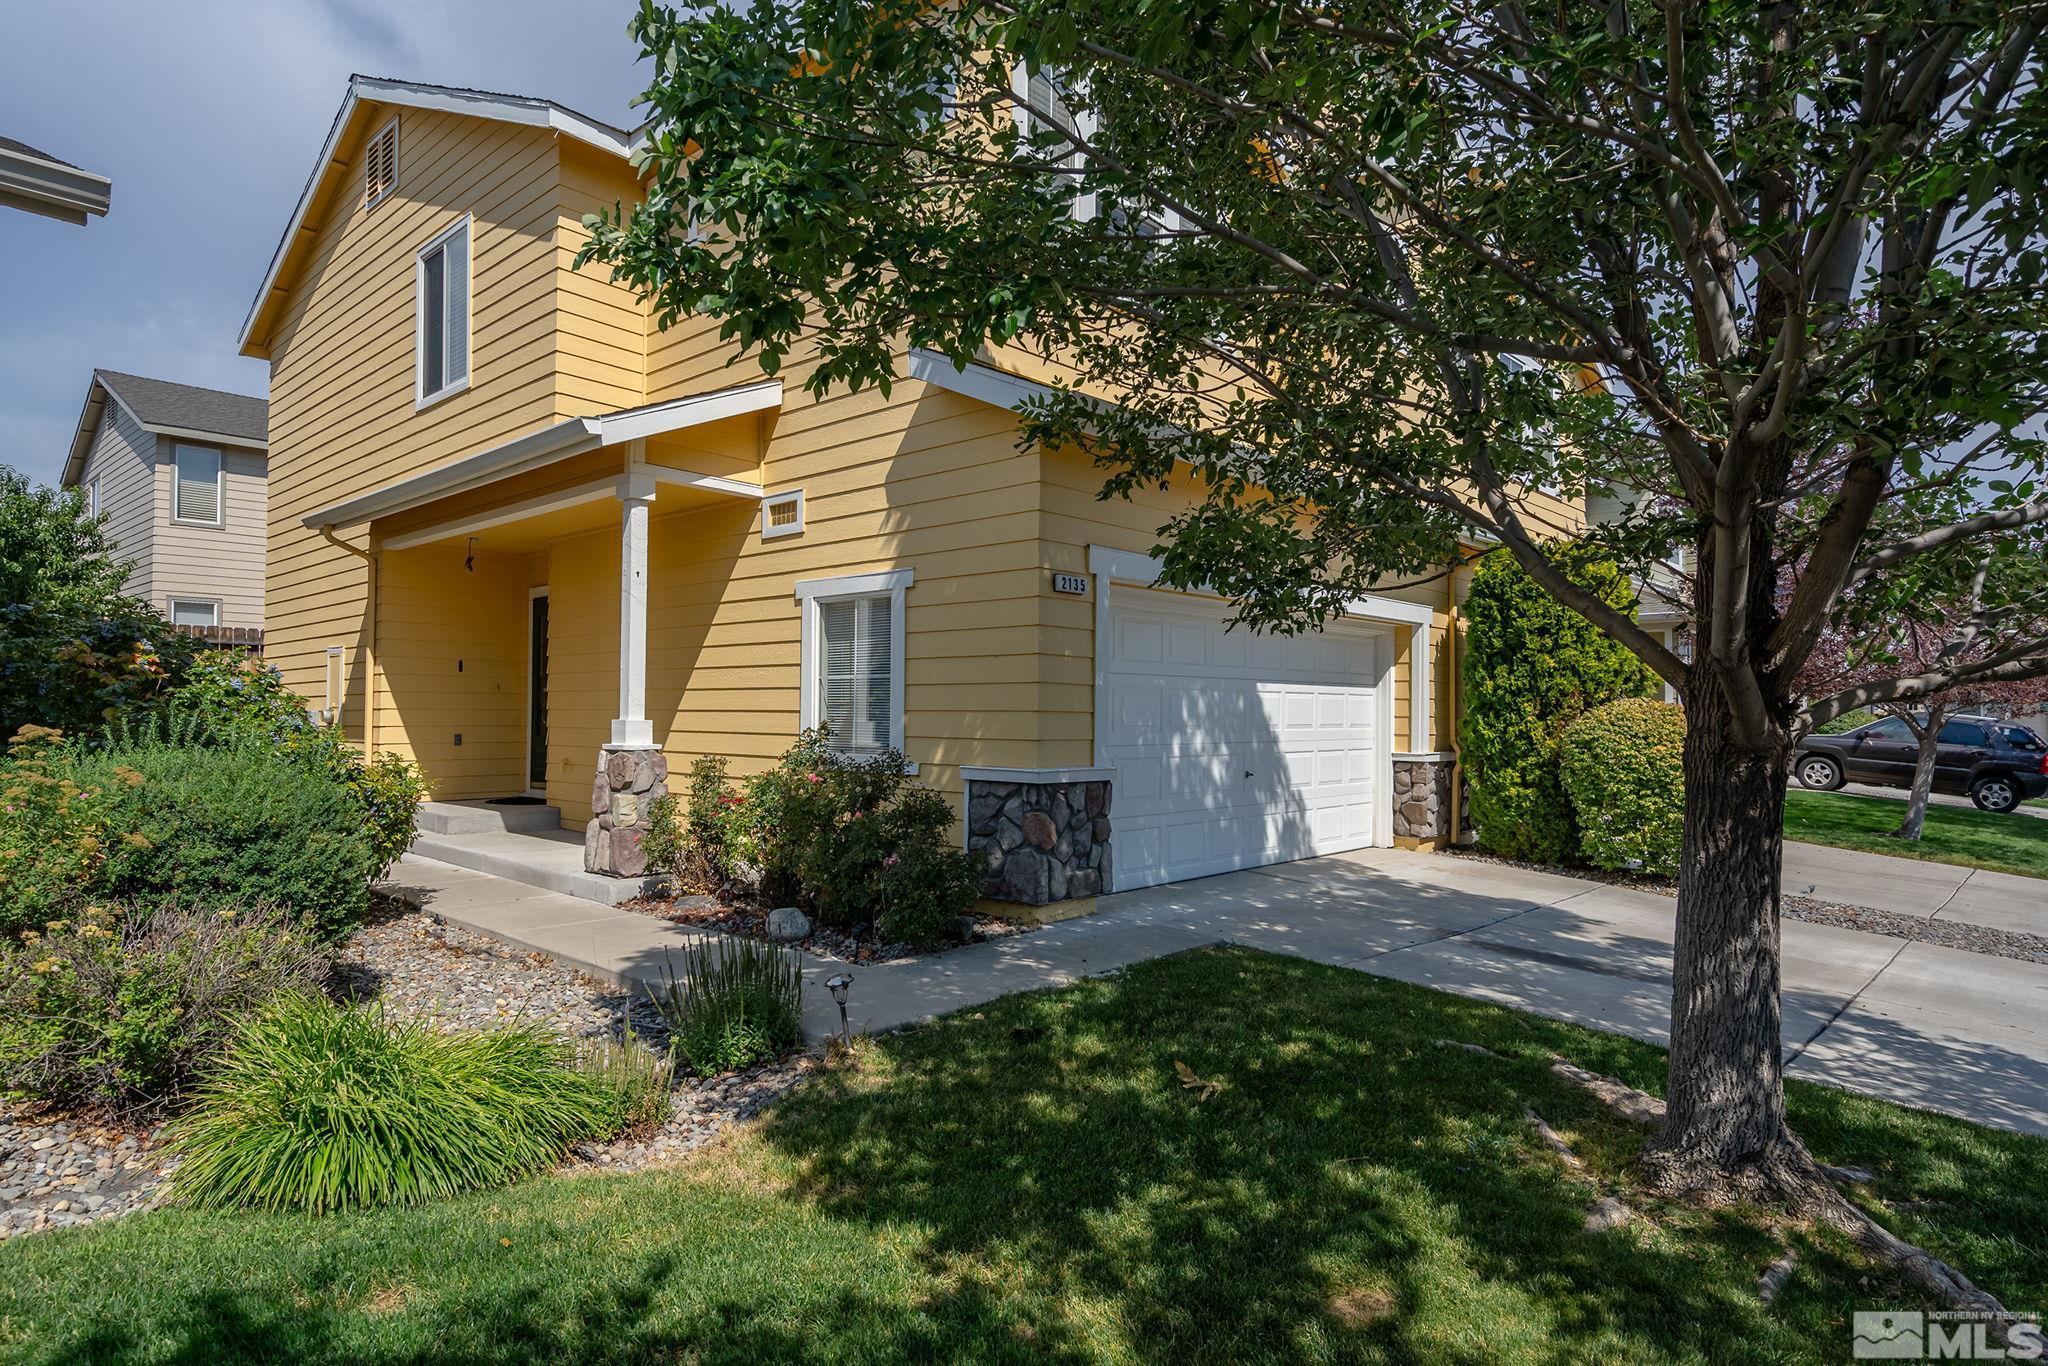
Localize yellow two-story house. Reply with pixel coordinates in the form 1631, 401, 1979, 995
243, 75, 1537, 907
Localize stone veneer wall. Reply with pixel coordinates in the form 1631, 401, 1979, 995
966, 779, 1111, 906
585, 747, 669, 877
1391, 756, 1458, 843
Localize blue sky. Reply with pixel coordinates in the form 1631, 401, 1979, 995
0, 0, 649, 486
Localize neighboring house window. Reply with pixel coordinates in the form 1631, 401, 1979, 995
365, 116, 398, 209
795, 570, 911, 756
761, 489, 804, 539
86, 476, 99, 519
168, 599, 220, 628
416, 216, 471, 406
1010, 64, 1097, 221
172, 444, 224, 525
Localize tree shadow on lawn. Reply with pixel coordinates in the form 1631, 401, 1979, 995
10, 946, 2040, 1365
745, 945, 1931, 1362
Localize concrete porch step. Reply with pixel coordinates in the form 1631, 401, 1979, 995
416, 799, 563, 836
407, 827, 663, 907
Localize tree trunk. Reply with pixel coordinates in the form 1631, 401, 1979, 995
1644, 674, 1804, 1197
1893, 704, 1944, 841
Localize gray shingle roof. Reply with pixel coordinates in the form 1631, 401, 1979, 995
94, 370, 267, 444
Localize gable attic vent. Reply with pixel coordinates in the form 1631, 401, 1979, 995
365, 117, 398, 209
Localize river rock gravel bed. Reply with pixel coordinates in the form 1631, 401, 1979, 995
1, 904, 817, 1241
1783, 894, 2048, 964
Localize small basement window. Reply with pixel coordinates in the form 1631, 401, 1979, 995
365, 116, 398, 208
762, 489, 804, 539
168, 599, 220, 628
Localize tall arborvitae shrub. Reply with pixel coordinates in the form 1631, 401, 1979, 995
1459, 549, 1656, 864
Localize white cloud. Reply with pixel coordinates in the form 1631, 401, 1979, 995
0, 0, 645, 483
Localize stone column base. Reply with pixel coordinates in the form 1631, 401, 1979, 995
966, 778, 1111, 906
1392, 754, 1458, 844
585, 745, 668, 877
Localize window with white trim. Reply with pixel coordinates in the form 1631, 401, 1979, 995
762, 489, 804, 539
171, 444, 223, 525
416, 217, 470, 405
1010, 64, 1096, 221
168, 599, 220, 628
86, 476, 100, 519
797, 570, 909, 757
364, 116, 398, 209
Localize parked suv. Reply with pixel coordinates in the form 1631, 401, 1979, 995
1794, 714, 2048, 812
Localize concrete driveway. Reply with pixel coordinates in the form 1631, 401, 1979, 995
1091, 848, 2048, 1137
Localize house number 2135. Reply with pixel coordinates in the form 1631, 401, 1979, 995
1052, 573, 1090, 596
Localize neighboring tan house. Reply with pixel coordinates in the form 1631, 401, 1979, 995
0, 136, 110, 224
239, 75, 1585, 908
62, 371, 269, 637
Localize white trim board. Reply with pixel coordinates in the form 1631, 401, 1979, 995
960, 766, 1115, 785
794, 569, 913, 763
301, 380, 780, 530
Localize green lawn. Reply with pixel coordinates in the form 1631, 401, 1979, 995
1785, 787, 2048, 880
2, 948, 2041, 1364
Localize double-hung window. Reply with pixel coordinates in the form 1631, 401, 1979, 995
416, 216, 471, 406
171, 444, 223, 526
1011, 64, 1097, 221
796, 570, 911, 758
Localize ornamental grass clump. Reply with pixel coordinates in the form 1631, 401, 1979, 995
169, 995, 619, 1214
649, 939, 803, 1076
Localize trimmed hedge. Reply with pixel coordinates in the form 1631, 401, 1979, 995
1459, 549, 1656, 864
1560, 697, 1687, 877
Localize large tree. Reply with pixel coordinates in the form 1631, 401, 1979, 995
583, 0, 2048, 1292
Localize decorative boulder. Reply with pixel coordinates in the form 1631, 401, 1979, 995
766, 907, 812, 942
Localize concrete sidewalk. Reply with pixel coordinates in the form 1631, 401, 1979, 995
1783, 841, 2046, 937
384, 846, 2048, 1139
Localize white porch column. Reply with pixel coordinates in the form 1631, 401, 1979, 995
609, 470, 656, 747
1409, 620, 1432, 753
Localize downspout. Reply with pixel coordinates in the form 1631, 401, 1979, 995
319, 526, 379, 754
1445, 564, 1464, 847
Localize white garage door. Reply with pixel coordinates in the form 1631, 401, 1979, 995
1102, 587, 1385, 891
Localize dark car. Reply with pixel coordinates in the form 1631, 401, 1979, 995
1794, 714, 2048, 812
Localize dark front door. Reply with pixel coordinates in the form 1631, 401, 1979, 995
529, 593, 549, 790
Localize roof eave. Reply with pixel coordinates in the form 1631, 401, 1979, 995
0, 145, 111, 225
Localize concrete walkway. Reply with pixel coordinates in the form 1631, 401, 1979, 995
385, 845, 2048, 1139
1783, 841, 2046, 937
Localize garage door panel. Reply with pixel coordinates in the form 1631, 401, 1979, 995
1104, 590, 1385, 891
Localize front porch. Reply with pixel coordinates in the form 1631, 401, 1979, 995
303, 380, 785, 879
410, 800, 663, 906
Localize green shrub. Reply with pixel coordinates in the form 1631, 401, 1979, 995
0, 604, 201, 739
1560, 698, 1687, 877
0, 903, 329, 1111
575, 1034, 676, 1135
648, 939, 804, 1076
802, 786, 979, 945
1816, 707, 1876, 736
644, 755, 738, 892
1459, 549, 1656, 864
650, 731, 977, 947
169, 996, 619, 1214
153, 654, 431, 879
0, 732, 376, 936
